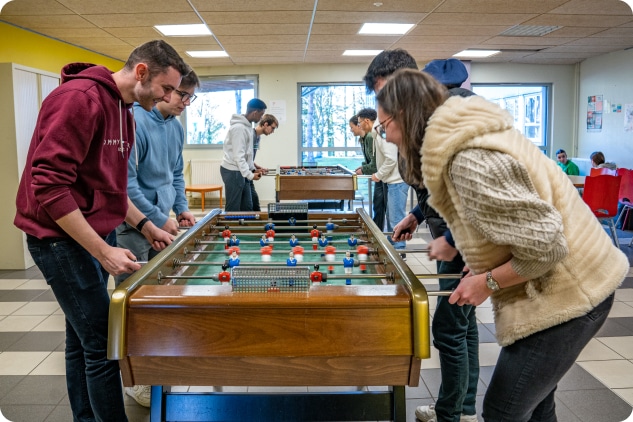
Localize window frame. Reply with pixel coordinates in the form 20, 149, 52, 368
183, 74, 259, 149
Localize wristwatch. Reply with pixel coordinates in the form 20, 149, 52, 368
486, 271, 500, 291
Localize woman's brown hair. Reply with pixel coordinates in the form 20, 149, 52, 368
376, 69, 447, 188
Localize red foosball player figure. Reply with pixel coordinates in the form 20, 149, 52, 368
325, 245, 336, 273
310, 264, 323, 284
261, 245, 273, 262
310, 224, 320, 250
227, 246, 241, 256
218, 264, 231, 284
357, 245, 369, 273
266, 228, 275, 248
221, 225, 231, 240
292, 246, 304, 262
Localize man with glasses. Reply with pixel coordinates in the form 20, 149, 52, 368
114, 69, 200, 406
250, 113, 279, 211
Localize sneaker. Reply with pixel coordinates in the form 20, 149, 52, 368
415, 404, 436, 422
415, 404, 479, 422
125, 385, 151, 407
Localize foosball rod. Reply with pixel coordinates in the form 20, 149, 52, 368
190, 249, 377, 255
213, 225, 361, 232
198, 237, 368, 244
216, 218, 358, 225
171, 260, 381, 267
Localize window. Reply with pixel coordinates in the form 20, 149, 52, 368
298, 83, 375, 168
184, 75, 258, 148
472, 84, 550, 151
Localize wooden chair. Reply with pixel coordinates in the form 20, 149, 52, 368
590, 167, 617, 176
582, 174, 622, 248
184, 184, 223, 212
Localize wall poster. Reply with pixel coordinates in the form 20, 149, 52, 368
587, 95, 603, 132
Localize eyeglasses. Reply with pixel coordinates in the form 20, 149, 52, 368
376, 116, 393, 138
174, 89, 197, 103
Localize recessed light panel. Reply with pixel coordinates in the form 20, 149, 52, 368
186, 51, 229, 58
154, 24, 212, 37
343, 50, 383, 56
359, 23, 414, 35
453, 50, 500, 58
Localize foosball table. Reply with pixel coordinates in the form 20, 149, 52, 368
108, 204, 434, 421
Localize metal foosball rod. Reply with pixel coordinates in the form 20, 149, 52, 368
211, 225, 361, 232
216, 218, 357, 225
196, 238, 368, 245
189, 249, 377, 255
171, 260, 382, 267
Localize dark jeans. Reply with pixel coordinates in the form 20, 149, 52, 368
27, 232, 128, 422
221, 166, 252, 211
483, 293, 615, 422
373, 181, 386, 231
249, 179, 261, 211
433, 254, 479, 421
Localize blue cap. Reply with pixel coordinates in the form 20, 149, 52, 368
422, 59, 468, 86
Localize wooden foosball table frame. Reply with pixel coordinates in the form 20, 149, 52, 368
108, 208, 431, 421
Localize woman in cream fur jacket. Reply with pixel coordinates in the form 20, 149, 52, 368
377, 69, 627, 422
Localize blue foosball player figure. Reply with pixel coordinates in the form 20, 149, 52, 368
288, 217, 297, 226
343, 250, 354, 285
348, 234, 358, 247
228, 251, 240, 268
326, 218, 335, 233
287, 251, 297, 267
318, 234, 328, 248
229, 234, 240, 247
289, 234, 299, 247
264, 218, 275, 232
259, 234, 269, 248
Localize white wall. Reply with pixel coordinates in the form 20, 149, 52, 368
578, 49, 633, 170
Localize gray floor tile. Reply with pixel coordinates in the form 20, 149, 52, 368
557, 388, 633, 422
558, 363, 608, 391
32, 290, 57, 302
0, 375, 67, 405
0, 268, 43, 280
612, 316, 633, 330
596, 318, 633, 337
554, 397, 583, 422
477, 323, 497, 343
7, 332, 65, 352
621, 277, 633, 288
478, 365, 495, 388
405, 379, 432, 400
0, 332, 26, 352
43, 405, 73, 422
0, 375, 24, 401
0, 290, 47, 302
0, 404, 55, 422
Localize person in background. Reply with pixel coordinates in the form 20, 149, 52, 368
379, 68, 627, 422
556, 149, 580, 175
220, 98, 267, 211
408, 58, 479, 422
250, 113, 279, 211
349, 114, 364, 139
14, 40, 189, 422
590, 151, 617, 170
355, 108, 385, 229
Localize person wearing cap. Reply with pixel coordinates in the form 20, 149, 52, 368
220, 98, 267, 211
367, 54, 479, 422
250, 114, 279, 211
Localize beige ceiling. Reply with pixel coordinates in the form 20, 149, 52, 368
2, 0, 633, 68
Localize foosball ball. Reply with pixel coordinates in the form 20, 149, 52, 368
108, 203, 437, 422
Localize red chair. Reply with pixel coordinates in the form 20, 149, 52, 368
583, 175, 622, 248
590, 167, 617, 176
616, 168, 633, 245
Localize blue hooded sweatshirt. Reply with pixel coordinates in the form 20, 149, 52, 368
127, 103, 189, 229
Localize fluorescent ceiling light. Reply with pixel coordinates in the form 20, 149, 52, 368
343, 50, 383, 56
186, 50, 229, 58
154, 24, 211, 37
359, 23, 414, 35
453, 49, 500, 58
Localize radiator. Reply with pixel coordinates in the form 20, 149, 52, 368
189, 159, 224, 186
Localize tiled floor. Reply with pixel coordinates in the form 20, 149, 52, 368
1, 217, 633, 422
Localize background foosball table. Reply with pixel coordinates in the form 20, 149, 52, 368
108, 204, 431, 422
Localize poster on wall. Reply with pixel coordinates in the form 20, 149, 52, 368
625, 104, 633, 132
587, 95, 603, 132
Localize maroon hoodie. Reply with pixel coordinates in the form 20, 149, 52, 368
14, 63, 135, 239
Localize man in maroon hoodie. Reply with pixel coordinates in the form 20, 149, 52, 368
14, 40, 189, 422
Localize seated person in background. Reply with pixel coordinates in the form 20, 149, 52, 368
590, 151, 617, 170
556, 149, 580, 175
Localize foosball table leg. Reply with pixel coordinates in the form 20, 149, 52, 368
392, 385, 406, 422
150, 385, 169, 422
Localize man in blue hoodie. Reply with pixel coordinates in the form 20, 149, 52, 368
220, 98, 267, 211
115, 70, 200, 407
